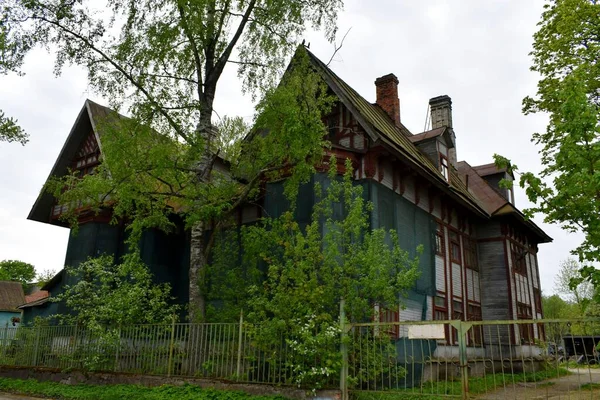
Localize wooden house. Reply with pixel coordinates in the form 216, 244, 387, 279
26, 48, 551, 350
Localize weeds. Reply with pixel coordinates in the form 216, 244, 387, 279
0, 378, 288, 400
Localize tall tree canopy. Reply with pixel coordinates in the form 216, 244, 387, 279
0, 260, 36, 286
496, 0, 600, 294
1, 0, 343, 320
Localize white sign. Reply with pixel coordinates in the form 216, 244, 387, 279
408, 325, 446, 339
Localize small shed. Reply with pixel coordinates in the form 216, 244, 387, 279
0, 281, 25, 327
563, 335, 600, 361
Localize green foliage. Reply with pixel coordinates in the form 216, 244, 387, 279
35, 268, 57, 287
214, 116, 249, 163
554, 258, 593, 312
495, 0, 600, 297
1, 0, 343, 320
0, 110, 28, 145
209, 158, 420, 388
0, 259, 35, 286
0, 378, 288, 400
52, 253, 178, 327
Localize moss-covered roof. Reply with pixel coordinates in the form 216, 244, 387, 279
304, 48, 488, 218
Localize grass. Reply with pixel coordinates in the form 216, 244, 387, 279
351, 367, 570, 400
581, 382, 600, 390
0, 378, 289, 400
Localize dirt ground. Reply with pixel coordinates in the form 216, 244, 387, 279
478, 368, 600, 399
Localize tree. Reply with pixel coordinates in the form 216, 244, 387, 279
0, 111, 28, 145
208, 159, 420, 386
494, 0, 600, 295
52, 253, 178, 327
542, 294, 579, 344
35, 269, 57, 287
2, 0, 343, 321
554, 258, 594, 312
0, 25, 28, 145
0, 259, 36, 286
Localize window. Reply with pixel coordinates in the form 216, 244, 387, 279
464, 239, 478, 271
435, 223, 444, 255
452, 300, 463, 344
377, 305, 399, 339
434, 295, 449, 343
511, 242, 528, 276
327, 113, 338, 139
440, 155, 449, 181
517, 302, 534, 344
534, 288, 542, 314
452, 300, 463, 320
449, 230, 461, 263
467, 304, 483, 346
434, 295, 447, 320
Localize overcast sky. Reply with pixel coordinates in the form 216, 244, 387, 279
0, 0, 582, 295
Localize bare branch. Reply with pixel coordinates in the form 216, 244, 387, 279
327, 27, 352, 67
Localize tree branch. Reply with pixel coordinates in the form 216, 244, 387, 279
36, 16, 190, 143
327, 27, 352, 67
177, 4, 205, 104
210, 0, 257, 82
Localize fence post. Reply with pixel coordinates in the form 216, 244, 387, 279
1, 323, 8, 364
167, 315, 176, 377
340, 299, 349, 400
114, 323, 121, 372
456, 321, 471, 400
32, 326, 41, 366
236, 310, 244, 380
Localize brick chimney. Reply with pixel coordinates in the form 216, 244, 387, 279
429, 95, 452, 129
375, 74, 400, 126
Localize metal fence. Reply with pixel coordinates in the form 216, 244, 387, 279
2, 318, 600, 399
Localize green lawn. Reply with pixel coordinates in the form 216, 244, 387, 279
351, 367, 570, 400
0, 378, 289, 400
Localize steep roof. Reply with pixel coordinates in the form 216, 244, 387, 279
28, 100, 120, 224
458, 161, 508, 215
24, 290, 49, 305
304, 48, 488, 218
458, 161, 551, 243
408, 127, 446, 143
303, 47, 549, 242
473, 162, 514, 179
0, 282, 25, 312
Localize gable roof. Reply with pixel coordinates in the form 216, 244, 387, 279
473, 162, 514, 179
409, 127, 446, 143
28, 100, 118, 224
458, 161, 551, 242
0, 282, 25, 312
458, 161, 508, 215
304, 48, 488, 218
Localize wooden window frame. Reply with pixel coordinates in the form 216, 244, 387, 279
467, 304, 483, 346
452, 300, 464, 344
440, 154, 449, 181
516, 302, 534, 344
376, 305, 400, 339
449, 230, 461, 264
435, 223, 445, 256
511, 241, 528, 276
434, 294, 450, 344
464, 238, 479, 271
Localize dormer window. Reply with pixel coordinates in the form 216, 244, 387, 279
440, 155, 449, 181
